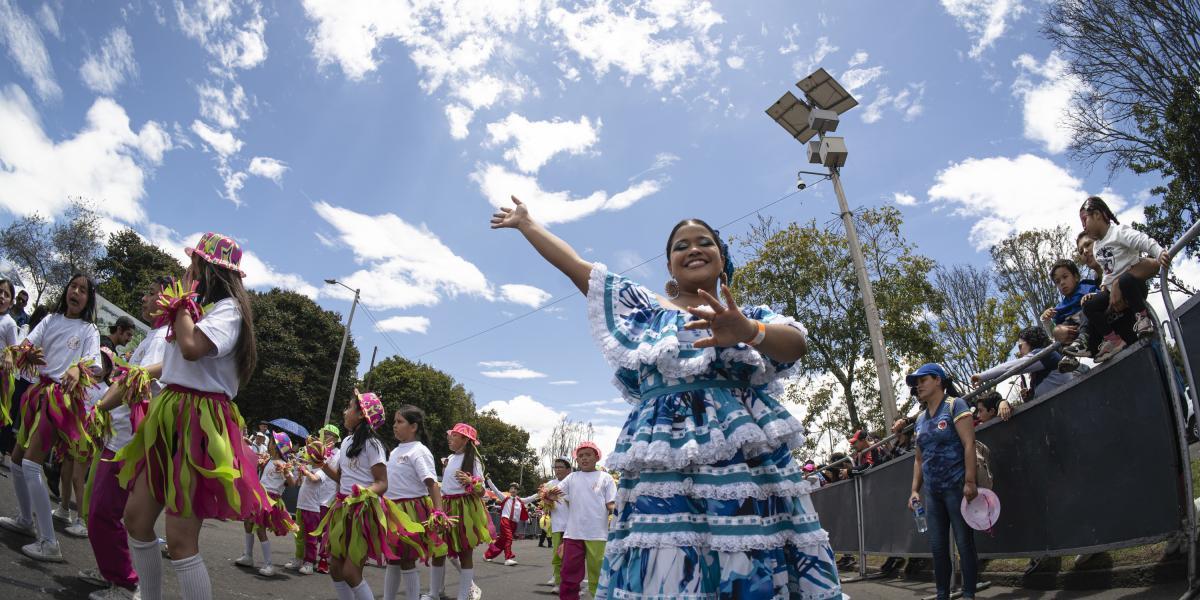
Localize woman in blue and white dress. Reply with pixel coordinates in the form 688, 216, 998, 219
492, 197, 841, 599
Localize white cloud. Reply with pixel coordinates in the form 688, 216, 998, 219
313, 200, 492, 310
628, 152, 680, 181
190, 120, 243, 157
595, 407, 626, 416
499, 283, 552, 308
860, 83, 925, 124
36, 4, 59, 39
0, 85, 171, 224
176, 0, 268, 72
550, 380, 578, 386
479, 395, 565, 452
486, 113, 600, 174
80, 27, 137, 94
893, 192, 917, 206
374, 315, 431, 334
0, 0, 60, 101
1011, 50, 1080, 155
927, 154, 1123, 250
725, 55, 744, 69
847, 50, 868, 68
479, 360, 523, 369
940, 0, 1026, 59
445, 103, 473, 140
840, 65, 883, 94
473, 164, 663, 226
197, 82, 248, 129
481, 365, 547, 379
794, 35, 837, 78
248, 156, 287, 183
777, 24, 802, 55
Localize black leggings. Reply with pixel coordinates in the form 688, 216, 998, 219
1083, 273, 1147, 352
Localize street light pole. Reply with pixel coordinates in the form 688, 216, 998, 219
324, 280, 360, 428
829, 167, 897, 426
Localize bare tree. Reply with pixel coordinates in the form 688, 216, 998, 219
0, 214, 54, 304
0, 201, 104, 306
930, 265, 1022, 385
538, 417, 593, 477
990, 226, 1076, 325
50, 200, 104, 285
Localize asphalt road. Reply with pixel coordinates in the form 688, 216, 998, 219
0, 475, 1186, 599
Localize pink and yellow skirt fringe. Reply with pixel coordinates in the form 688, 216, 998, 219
313, 488, 425, 567
391, 496, 447, 563
17, 373, 93, 455
254, 492, 299, 536
441, 492, 494, 559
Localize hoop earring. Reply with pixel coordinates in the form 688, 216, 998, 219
664, 277, 680, 299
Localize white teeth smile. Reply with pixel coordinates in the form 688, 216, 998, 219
685, 259, 707, 268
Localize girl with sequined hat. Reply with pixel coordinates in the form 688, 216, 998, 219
426, 422, 493, 600
234, 432, 299, 577
114, 232, 267, 600
313, 390, 425, 600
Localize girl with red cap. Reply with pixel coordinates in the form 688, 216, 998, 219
427, 422, 493, 600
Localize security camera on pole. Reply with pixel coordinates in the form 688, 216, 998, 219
765, 68, 899, 426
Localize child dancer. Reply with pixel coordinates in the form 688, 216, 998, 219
0, 273, 101, 563
542, 458, 572, 594
384, 405, 445, 600
116, 232, 267, 600
553, 442, 616, 600
81, 279, 171, 600
287, 429, 337, 575
316, 390, 421, 600
429, 423, 493, 600
63, 348, 115, 539
484, 482, 536, 566
0, 279, 21, 470
236, 432, 298, 576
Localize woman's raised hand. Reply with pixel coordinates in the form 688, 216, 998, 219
490, 196, 531, 230
683, 286, 758, 349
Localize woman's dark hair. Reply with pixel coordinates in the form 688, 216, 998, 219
344, 398, 380, 460
52, 273, 97, 322
665, 218, 735, 283
194, 257, 257, 386
460, 441, 481, 480
99, 351, 114, 384
1080, 196, 1119, 225
976, 390, 1002, 414
1049, 259, 1080, 280
1076, 230, 1092, 243
1019, 325, 1051, 350
396, 404, 430, 448
553, 458, 572, 470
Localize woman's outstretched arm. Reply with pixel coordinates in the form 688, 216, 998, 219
491, 196, 592, 294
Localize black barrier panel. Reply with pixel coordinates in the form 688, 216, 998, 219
812, 343, 1184, 557
809, 477, 859, 554
1177, 292, 1200, 391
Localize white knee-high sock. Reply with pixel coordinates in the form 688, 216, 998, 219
22, 460, 55, 543
351, 580, 374, 600
259, 538, 272, 565
457, 568, 474, 600
172, 554, 212, 600
9, 458, 32, 522
243, 532, 254, 557
431, 564, 445, 597
383, 564, 403, 600
333, 581, 354, 600
129, 537, 163, 600
402, 568, 420, 600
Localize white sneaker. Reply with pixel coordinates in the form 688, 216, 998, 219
298, 563, 314, 575
78, 568, 108, 586
22, 538, 65, 562
233, 554, 254, 567
89, 586, 140, 600
52, 507, 72, 522
483, 556, 494, 562
65, 521, 89, 538
258, 564, 276, 577
546, 578, 555, 586
1134, 311, 1156, 337
0, 515, 35, 537
469, 582, 482, 600
503, 558, 518, 566
283, 558, 301, 569
551, 586, 559, 594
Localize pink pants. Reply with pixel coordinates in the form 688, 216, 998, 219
300, 506, 330, 564
87, 448, 138, 590
484, 517, 517, 560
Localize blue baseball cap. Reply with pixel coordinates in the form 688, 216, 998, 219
905, 363, 948, 387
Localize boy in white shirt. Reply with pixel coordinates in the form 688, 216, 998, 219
555, 442, 615, 600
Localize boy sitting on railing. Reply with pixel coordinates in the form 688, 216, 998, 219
1042, 258, 1097, 373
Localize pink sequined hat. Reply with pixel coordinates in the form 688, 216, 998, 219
271, 432, 293, 457
574, 440, 602, 460
354, 389, 386, 430
447, 423, 480, 445
185, 232, 246, 277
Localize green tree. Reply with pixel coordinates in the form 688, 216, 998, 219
475, 411, 539, 495
989, 226, 1075, 325
930, 265, 1022, 385
362, 356, 476, 458
0, 201, 104, 305
237, 289, 360, 432
734, 208, 940, 440
95, 229, 185, 318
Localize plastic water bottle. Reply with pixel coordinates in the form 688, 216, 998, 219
913, 500, 928, 533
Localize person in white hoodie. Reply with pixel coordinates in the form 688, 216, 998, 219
1076, 196, 1171, 362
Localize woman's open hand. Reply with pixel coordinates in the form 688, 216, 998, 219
683, 286, 758, 349
490, 196, 531, 231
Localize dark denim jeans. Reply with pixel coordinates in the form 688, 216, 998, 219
925, 483, 977, 599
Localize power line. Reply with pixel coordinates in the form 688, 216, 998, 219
411, 183, 821, 359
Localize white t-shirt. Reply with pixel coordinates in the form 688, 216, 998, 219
159, 298, 242, 397
559, 470, 616, 541
320, 448, 341, 507
23, 314, 101, 383
544, 477, 570, 533
1094, 223, 1166, 283
334, 435, 386, 495
297, 467, 330, 512
260, 460, 289, 495
385, 441, 438, 500
0, 313, 18, 348
440, 452, 484, 496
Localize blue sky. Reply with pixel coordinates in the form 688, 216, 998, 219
1, 0, 1190, 457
